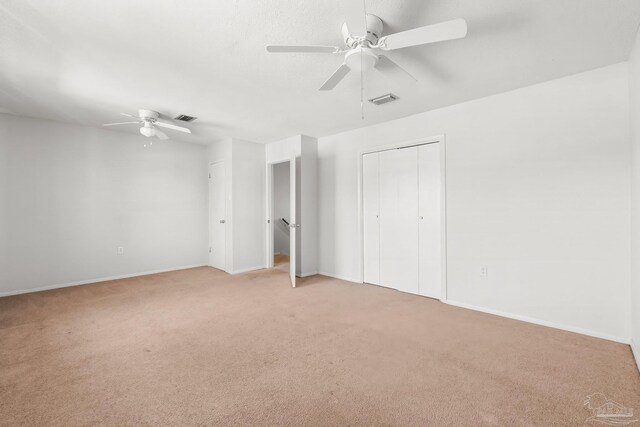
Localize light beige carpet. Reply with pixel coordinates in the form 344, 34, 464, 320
0, 267, 638, 426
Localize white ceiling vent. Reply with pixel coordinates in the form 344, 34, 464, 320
368, 93, 399, 105
174, 114, 197, 122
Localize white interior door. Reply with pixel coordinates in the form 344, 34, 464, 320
363, 152, 380, 285
379, 147, 419, 294
209, 162, 226, 270
418, 143, 442, 299
289, 153, 297, 287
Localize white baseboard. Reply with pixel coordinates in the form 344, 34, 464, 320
303, 271, 631, 345
317, 271, 361, 284
229, 265, 265, 275
631, 340, 640, 373
300, 271, 318, 278
445, 300, 630, 345
0, 264, 208, 298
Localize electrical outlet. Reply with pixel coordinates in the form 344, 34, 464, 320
480, 266, 488, 278
117, 246, 124, 255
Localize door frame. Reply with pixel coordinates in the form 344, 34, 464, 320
265, 159, 292, 269
208, 160, 228, 272
357, 135, 448, 301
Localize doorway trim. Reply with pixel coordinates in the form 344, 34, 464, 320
357, 134, 448, 301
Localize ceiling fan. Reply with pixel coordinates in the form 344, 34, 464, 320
103, 109, 191, 140
266, 2, 467, 91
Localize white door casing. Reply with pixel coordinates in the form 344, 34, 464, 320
289, 153, 297, 287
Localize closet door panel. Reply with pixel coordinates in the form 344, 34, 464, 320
418, 143, 442, 299
363, 152, 380, 285
379, 147, 419, 294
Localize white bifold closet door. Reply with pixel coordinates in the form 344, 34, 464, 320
417, 143, 441, 299
363, 143, 441, 299
379, 147, 420, 294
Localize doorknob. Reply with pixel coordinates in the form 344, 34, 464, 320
219, 219, 226, 224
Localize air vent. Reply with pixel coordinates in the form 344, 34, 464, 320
174, 114, 197, 122
368, 93, 399, 105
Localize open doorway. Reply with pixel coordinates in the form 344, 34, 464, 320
272, 161, 290, 272
267, 157, 298, 287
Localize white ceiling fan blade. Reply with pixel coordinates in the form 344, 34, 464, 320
344, 0, 367, 36
155, 120, 191, 133
319, 64, 351, 91
266, 45, 341, 54
119, 112, 140, 119
103, 121, 140, 126
381, 18, 467, 51
375, 55, 418, 85
155, 129, 169, 140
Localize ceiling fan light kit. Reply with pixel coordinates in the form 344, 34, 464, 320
344, 46, 378, 72
140, 122, 155, 137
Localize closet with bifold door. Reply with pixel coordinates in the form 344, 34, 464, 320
363, 142, 443, 299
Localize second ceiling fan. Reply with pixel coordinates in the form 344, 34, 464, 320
266, 1, 467, 91
103, 110, 191, 140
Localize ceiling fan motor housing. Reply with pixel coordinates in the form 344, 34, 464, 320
138, 109, 159, 121
342, 14, 384, 47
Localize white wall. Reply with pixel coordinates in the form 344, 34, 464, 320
207, 138, 265, 274
0, 114, 209, 295
317, 63, 631, 342
273, 162, 290, 255
207, 139, 232, 165
300, 135, 318, 276
231, 139, 266, 273
265, 135, 301, 164
629, 28, 640, 358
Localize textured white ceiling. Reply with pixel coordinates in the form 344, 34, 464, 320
1, 0, 640, 144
